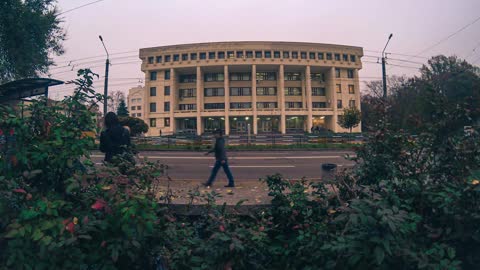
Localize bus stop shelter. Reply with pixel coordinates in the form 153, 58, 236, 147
0, 78, 64, 104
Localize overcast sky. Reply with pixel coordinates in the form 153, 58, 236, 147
50, 0, 480, 98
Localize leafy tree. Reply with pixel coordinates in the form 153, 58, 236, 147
107, 91, 126, 113
116, 99, 129, 117
338, 106, 361, 133
119, 116, 148, 136
0, 0, 65, 83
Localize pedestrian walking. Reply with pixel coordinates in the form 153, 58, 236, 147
203, 129, 235, 188
100, 112, 133, 163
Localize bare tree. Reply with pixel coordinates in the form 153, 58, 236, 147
107, 91, 126, 113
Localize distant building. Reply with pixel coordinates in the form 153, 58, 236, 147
138, 41, 363, 136
127, 86, 144, 119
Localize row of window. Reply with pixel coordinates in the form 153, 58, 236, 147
149, 100, 356, 112
130, 106, 142, 111
147, 50, 358, 64
130, 98, 142, 103
131, 113, 142, 117
149, 118, 170, 128
150, 70, 353, 82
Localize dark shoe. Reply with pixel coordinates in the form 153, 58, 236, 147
202, 182, 211, 188
224, 184, 235, 188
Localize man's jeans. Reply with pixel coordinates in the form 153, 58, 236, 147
207, 159, 234, 186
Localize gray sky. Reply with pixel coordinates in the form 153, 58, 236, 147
50, 0, 480, 98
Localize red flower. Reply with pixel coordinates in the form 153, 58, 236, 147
91, 199, 107, 211
62, 218, 71, 225
0, 129, 3, 136
66, 222, 75, 234
219, 225, 225, 232
26, 193, 32, 200
259, 226, 265, 232
13, 188, 26, 194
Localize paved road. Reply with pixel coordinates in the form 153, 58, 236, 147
91, 151, 356, 181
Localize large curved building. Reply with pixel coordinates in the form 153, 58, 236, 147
138, 41, 363, 136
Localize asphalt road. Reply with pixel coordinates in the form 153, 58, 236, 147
91, 151, 356, 182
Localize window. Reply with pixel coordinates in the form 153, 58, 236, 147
204, 88, 225, 97
334, 53, 340, 61
204, 73, 224, 82
218, 52, 225, 59
150, 102, 157, 112
165, 55, 171, 62
138, 113, 142, 117
230, 72, 251, 81
336, 84, 342, 93
246, 51, 253, 58
257, 102, 278, 109
312, 102, 327, 108
255, 51, 262, 58
181, 54, 188, 61
200, 52, 207, 59
348, 85, 355, 94
326, 53, 332, 60
312, 87, 326, 96
179, 104, 196, 110
150, 118, 156, 127
292, 52, 298, 59
236, 51, 244, 58
285, 72, 301, 81
256, 72, 276, 81
131, 106, 135, 110
165, 70, 170, 80
337, 100, 343, 109
156, 56, 162, 63
318, 52, 324, 60
148, 57, 154, 64
350, 55, 356, 62
208, 52, 215, 59
343, 54, 348, 61
347, 69, 354, 78
190, 53, 197, 60
179, 88, 196, 98
349, 100, 356, 107
283, 51, 290, 58
164, 86, 170, 96
173, 54, 179, 61
335, 68, 341, 78
227, 51, 234, 58
230, 102, 252, 109
264, 51, 272, 58
150, 87, 157, 96
164, 102, 170, 112
164, 118, 170, 127
230, 87, 251, 96
257, 87, 276, 96
137, 106, 141, 110
204, 103, 225, 110
150, 71, 157, 81
309, 52, 315, 59
301, 52, 307, 59
311, 73, 325, 81
179, 74, 196, 83
274, 51, 281, 58
285, 87, 302, 96
286, 102, 302, 109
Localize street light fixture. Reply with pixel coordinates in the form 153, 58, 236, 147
99, 35, 110, 115
382, 33, 393, 98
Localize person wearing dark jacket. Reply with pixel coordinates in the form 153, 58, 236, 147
203, 129, 235, 187
100, 112, 131, 162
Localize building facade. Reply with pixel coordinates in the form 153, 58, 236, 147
139, 41, 363, 136
127, 86, 144, 119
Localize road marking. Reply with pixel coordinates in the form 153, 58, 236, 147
128, 156, 343, 160
209, 165, 296, 168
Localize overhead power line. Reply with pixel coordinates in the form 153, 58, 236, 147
59, 0, 106, 15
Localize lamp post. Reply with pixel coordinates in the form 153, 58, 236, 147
99, 35, 110, 115
382, 33, 393, 98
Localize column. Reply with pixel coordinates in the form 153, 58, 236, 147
251, 64, 258, 134
279, 64, 286, 134
354, 69, 361, 111
170, 68, 176, 134
224, 65, 230, 135
196, 66, 203, 136
328, 67, 338, 132
305, 66, 313, 132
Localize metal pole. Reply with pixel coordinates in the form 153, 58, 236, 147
382, 57, 387, 98
103, 58, 109, 114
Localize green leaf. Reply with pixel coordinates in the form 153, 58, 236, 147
374, 246, 385, 265
32, 229, 44, 241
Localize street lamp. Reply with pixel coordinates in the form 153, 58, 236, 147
382, 33, 393, 98
99, 35, 110, 115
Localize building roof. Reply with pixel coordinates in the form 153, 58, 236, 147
0, 78, 64, 102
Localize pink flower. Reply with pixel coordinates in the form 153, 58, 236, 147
66, 222, 75, 234
219, 225, 225, 232
13, 188, 26, 194
91, 199, 107, 211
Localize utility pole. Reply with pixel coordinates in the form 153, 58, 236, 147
382, 33, 393, 98
99, 35, 109, 115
